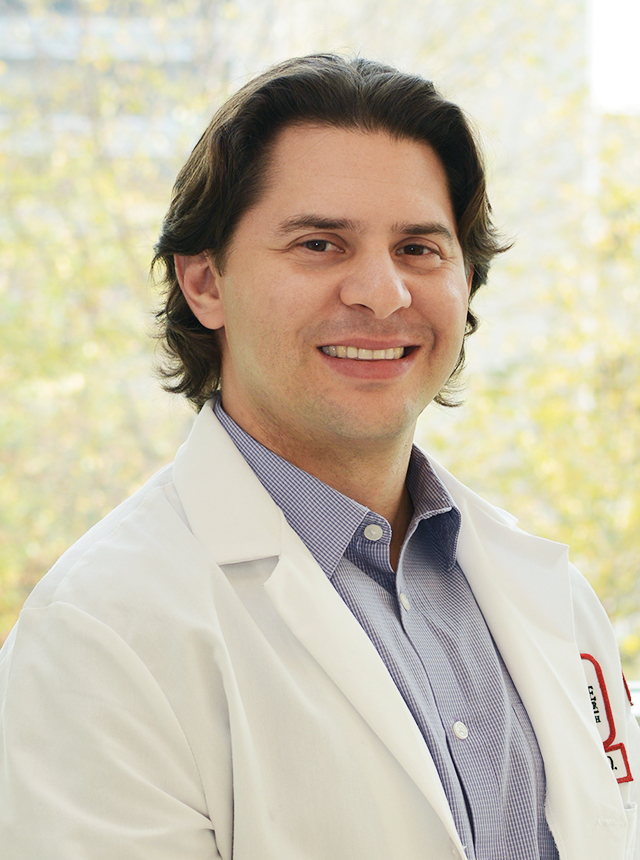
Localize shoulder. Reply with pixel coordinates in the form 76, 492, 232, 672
9, 458, 221, 654
5, 402, 279, 659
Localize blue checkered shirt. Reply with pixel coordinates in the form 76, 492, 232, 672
213, 398, 558, 860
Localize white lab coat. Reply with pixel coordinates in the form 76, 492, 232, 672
1, 402, 638, 860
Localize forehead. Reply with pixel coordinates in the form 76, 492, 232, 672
251, 124, 457, 232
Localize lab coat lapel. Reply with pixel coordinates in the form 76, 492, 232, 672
432, 462, 628, 855
263, 528, 465, 851
175, 405, 465, 853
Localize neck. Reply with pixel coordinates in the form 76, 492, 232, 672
223, 398, 416, 570
287, 437, 415, 568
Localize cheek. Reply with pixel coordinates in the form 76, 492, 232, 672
418, 280, 469, 335
234, 266, 302, 323
219, 275, 266, 342
225, 294, 294, 369
443, 277, 471, 323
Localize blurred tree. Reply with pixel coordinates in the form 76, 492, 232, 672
422, 113, 640, 676
1, 0, 638, 682
0, 0, 209, 635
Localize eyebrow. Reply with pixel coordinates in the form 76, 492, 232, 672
393, 222, 457, 245
274, 214, 457, 245
274, 215, 363, 236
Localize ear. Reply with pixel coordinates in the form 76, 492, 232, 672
174, 252, 225, 330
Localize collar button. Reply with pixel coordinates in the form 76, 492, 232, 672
363, 523, 383, 542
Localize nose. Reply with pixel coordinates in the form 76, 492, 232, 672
339, 252, 412, 318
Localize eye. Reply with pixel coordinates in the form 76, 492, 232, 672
397, 242, 438, 257
300, 239, 342, 253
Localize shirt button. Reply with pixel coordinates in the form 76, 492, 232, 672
399, 592, 411, 611
363, 523, 383, 541
453, 721, 469, 740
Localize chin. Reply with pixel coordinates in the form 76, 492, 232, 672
314, 401, 420, 446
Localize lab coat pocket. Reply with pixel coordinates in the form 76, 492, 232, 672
624, 803, 637, 860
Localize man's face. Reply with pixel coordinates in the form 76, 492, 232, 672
187, 124, 471, 459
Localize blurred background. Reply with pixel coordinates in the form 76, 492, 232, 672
1, 0, 639, 678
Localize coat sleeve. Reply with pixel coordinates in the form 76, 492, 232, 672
0, 601, 222, 860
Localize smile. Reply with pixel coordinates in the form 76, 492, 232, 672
321, 346, 405, 360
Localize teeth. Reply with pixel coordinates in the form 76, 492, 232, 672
321, 346, 405, 360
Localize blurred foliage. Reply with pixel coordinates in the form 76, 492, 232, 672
0, 0, 203, 635
1, 0, 639, 677
423, 114, 640, 676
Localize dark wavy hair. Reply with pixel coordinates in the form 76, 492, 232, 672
152, 53, 510, 409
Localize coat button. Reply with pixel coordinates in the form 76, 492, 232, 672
453, 721, 469, 739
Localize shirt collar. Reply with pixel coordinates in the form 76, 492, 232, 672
212, 396, 460, 577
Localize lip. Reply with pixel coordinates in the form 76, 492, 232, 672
318, 338, 413, 351
318, 344, 419, 380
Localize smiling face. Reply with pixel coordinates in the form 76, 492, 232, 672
178, 124, 472, 465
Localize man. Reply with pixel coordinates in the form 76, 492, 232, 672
0, 54, 638, 860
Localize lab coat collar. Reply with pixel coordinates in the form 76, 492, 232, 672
173, 401, 284, 565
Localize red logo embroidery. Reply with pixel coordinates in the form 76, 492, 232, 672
581, 653, 633, 784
